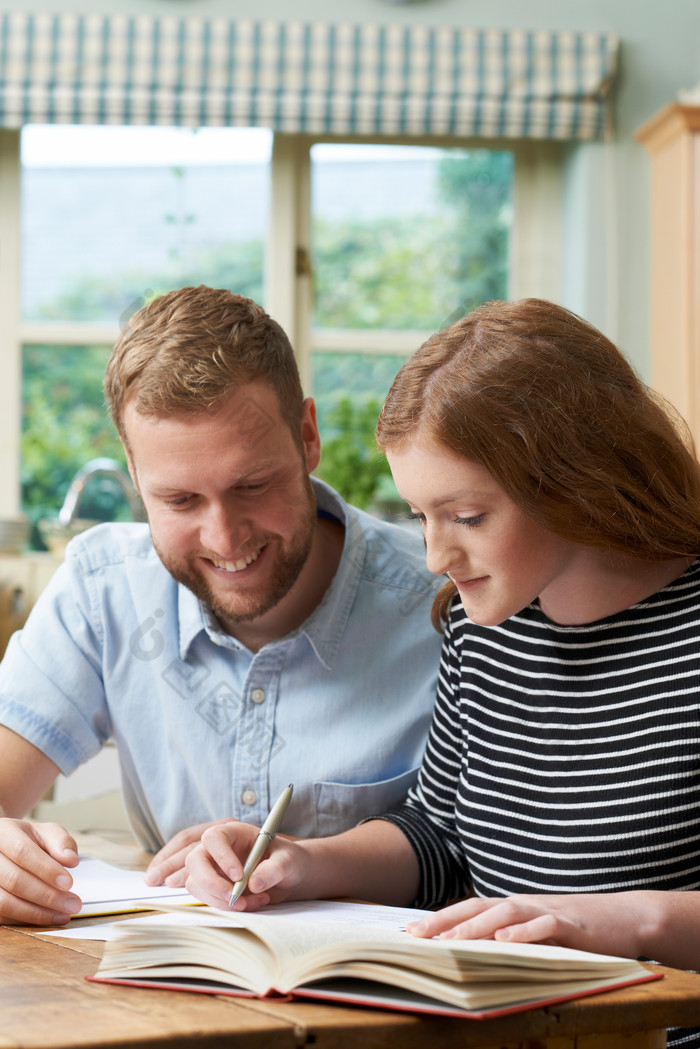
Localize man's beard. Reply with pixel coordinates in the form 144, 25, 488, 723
153, 483, 317, 628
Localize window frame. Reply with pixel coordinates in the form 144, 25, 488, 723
0, 128, 562, 517
267, 133, 563, 390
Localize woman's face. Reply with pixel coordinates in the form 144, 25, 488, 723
386, 436, 579, 626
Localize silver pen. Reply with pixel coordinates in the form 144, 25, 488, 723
228, 783, 294, 907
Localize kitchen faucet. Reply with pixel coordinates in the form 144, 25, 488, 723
58, 458, 145, 526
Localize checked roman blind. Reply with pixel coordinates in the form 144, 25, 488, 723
0, 13, 619, 140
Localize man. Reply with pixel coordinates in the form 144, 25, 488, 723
0, 286, 442, 926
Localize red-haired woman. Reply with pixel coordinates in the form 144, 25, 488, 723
186, 300, 700, 1049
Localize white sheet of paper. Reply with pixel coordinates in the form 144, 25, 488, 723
67, 856, 200, 917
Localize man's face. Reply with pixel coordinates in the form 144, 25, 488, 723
123, 382, 321, 637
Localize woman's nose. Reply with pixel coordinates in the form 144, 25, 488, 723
423, 523, 465, 578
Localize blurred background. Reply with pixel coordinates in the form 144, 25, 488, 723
0, 0, 698, 537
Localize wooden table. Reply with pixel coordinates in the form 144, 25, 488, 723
3, 834, 700, 1049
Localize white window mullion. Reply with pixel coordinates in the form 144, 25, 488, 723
510, 140, 563, 303
0, 131, 21, 517
267, 134, 313, 393
311, 328, 432, 355
20, 322, 119, 346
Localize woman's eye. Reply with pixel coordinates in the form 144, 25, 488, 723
406, 511, 426, 524
454, 513, 486, 528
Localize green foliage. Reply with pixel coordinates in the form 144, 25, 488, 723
315, 396, 393, 510
313, 215, 457, 331
312, 352, 408, 422
312, 353, 408, 511
312, 148, 512, 332
22, 241, 264, 546
21, 345, 127, 546
436, 148, 512, 317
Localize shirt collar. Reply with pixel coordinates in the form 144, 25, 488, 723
296, 478, 363, 669
176, 477, 364, 667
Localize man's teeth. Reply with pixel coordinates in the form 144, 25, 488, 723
212, 549, 261, 573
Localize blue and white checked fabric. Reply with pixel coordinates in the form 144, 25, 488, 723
0, 13, 618, 140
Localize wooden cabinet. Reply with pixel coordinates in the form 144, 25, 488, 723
636, 103, 700, 446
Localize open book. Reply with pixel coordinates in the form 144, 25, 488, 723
89, 899, 660, 1018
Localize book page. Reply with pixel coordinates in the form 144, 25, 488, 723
95, 921, 277, 994
219, 906, 648, 991
254, 899, 435, 930
297, 962, 647, 1011
43, 899, 432, 942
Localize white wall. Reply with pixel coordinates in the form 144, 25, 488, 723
2, 0, 700, 376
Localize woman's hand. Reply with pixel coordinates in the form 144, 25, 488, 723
406, 890, 700, 970
185, 818, 420, 914
406, 893, 651, 959
0, 818, 81, 926
184, 821, 310, 910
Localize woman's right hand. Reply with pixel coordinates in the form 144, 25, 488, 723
184, 820, 309, 910
0, 818, 82, 925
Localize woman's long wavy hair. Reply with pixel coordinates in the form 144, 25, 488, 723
376, 298, 700, 629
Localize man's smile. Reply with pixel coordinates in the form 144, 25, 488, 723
207, 547, 263, 574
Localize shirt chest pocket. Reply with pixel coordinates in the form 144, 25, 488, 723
312, 766, 420, 837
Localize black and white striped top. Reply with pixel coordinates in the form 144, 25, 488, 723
384, 558, 700, 1048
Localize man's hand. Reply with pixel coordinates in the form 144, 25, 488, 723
0, 818, 81, 926
144, 819, 247, 887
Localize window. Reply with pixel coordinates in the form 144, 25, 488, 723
309, 142, 512, 510
19, 126, 272, 541
0, 126, 561, 535
22, 125, 271, 322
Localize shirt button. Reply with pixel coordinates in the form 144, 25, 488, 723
242, 790, 257, 806
251, 688, 266, 704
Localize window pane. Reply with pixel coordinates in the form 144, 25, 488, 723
21, 126, 272, 322
313, 350, 407, 515
310, 144, 513, 332
22, 344, 127, 546
313, 350, 406, 425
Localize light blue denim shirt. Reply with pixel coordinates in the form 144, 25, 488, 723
0, 479, 442, 851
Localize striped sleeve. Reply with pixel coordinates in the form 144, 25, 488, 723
380, 608, 472, 908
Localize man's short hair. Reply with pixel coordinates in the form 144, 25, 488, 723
104, 286, 305, 441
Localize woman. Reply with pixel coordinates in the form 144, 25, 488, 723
185, 299, 700, 1048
